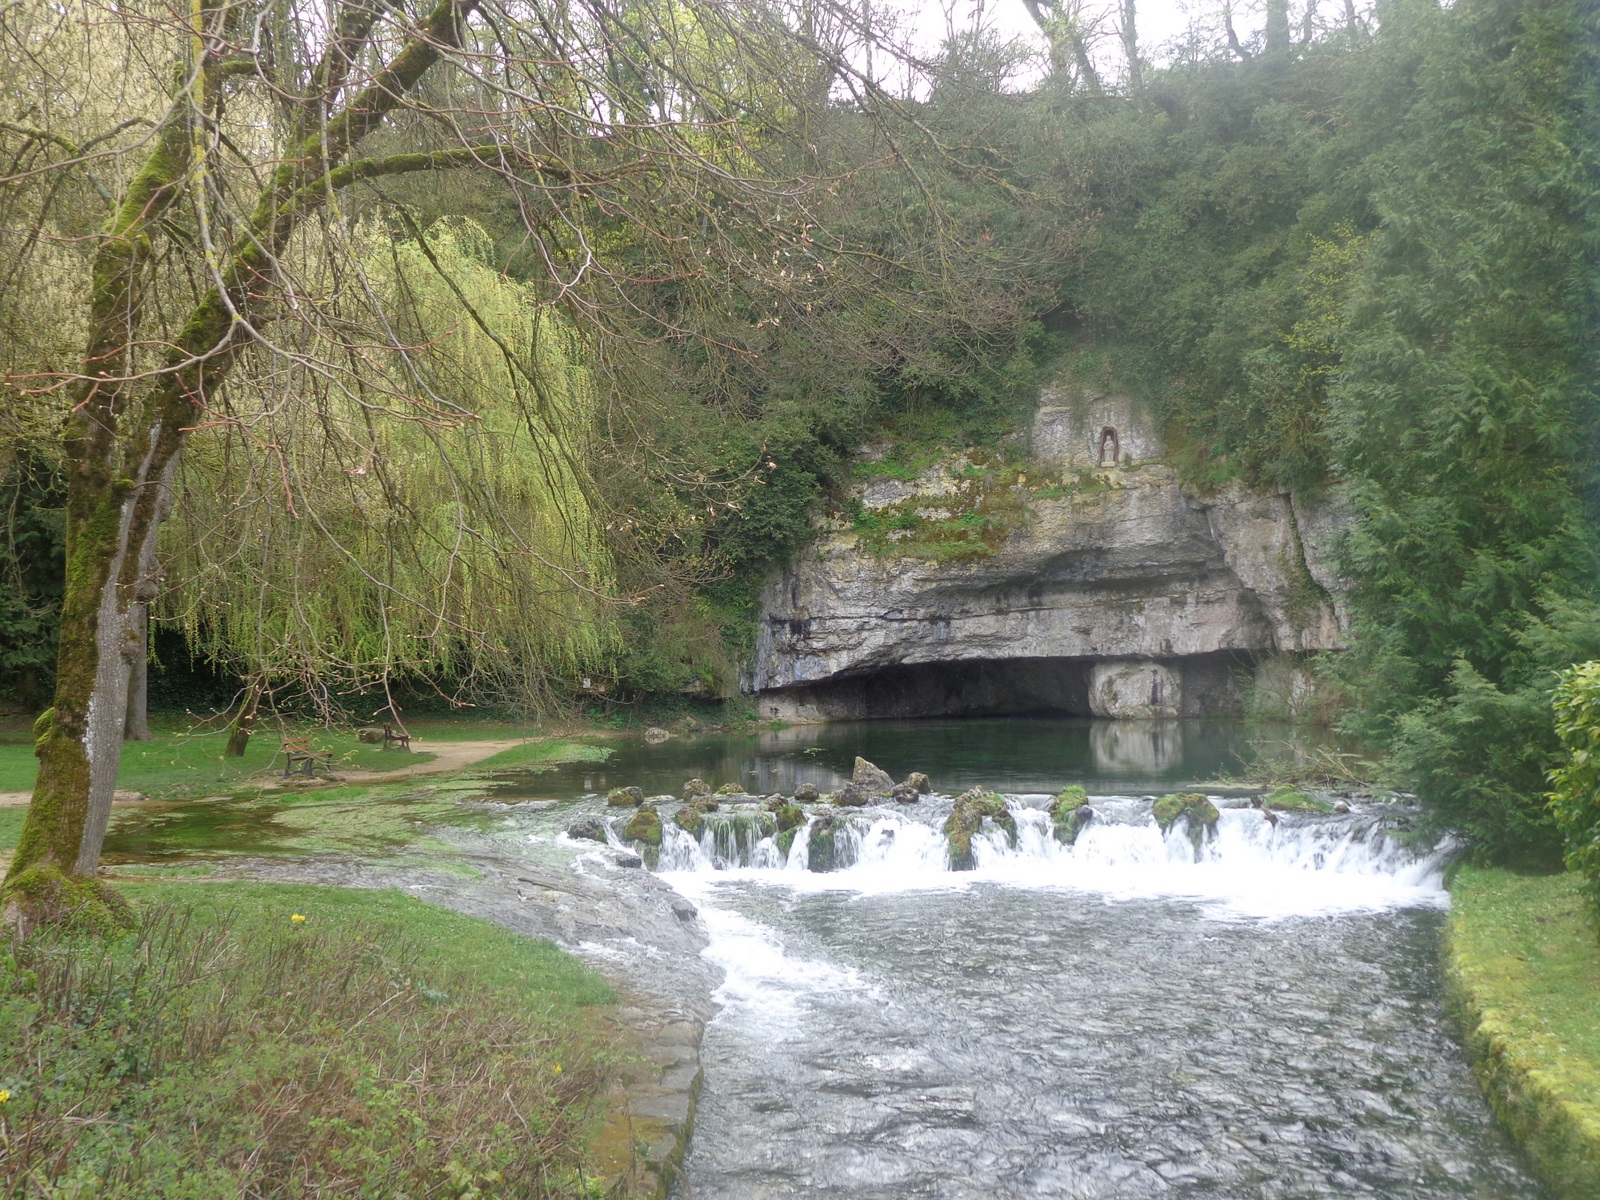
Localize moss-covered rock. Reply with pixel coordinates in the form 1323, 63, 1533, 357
607, 786, 645, 808
903, 771, 932, 794
1152, 792, 1220, 858
1263, 787, 1335, 813
945, 788, 1016, 870
776, 825, 799, 859
835, 782, 869, 807
852, 757, 895, 792
715, 782, 745, 796
673, 806, 705, 838
793, 782, 820, 803
1048, 786, 1091, 845
772, 802, 806, 833
682, 778, 712, 801
623, 808, 663, 847
807, 813, 839, 872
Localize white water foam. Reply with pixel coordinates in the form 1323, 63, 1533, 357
665, 870, 876, 1022
653, 798, 1451, 920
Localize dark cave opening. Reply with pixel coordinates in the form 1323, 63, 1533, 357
756, 652, 1257, 721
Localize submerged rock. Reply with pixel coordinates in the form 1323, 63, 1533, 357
1049, 786, 1091, 845
607, 786, 645, 808
890, 783, 920, 804
642, 726, 671, 744
903, 771, 933, 794
567, 817, 608, 843
945, 788, 1016, 870
611, 850, 644, 868
793, 782, 821, 803
852, 756, 896, 793
624, 807, 664, 847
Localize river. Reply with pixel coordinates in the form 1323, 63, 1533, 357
509, 718, 1544, 1199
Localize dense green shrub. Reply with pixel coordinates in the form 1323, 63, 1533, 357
1551, 662, 1600, 922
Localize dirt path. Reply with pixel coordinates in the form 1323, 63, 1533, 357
0, 738, 527, 807
329, 738, 524, 784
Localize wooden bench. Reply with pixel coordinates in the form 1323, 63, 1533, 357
280, 737, 334, 778
382, 723, 411, 752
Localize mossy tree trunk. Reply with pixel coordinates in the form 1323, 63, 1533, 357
1, 0, 484, 932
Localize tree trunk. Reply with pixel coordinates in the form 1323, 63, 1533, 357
2, 0, 484, 932
1265, 0, 1292, 54
1121, 0, 1142, 96
225, 676, 262, 758
124, 606, 152, 741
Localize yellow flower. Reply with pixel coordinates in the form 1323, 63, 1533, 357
0, 1088, 10, 1103
290, 913, 306, 924
551, 1063, 562, 1076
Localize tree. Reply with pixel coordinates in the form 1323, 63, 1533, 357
0, 0, 1004, 930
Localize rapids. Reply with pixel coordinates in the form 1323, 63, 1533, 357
616, 788, 1541, 1198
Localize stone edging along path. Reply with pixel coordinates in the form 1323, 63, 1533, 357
1443, 896, 1600, 1200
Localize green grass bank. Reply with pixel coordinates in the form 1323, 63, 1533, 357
1445, 866, 1600, 1199
1, 881, 620, 1199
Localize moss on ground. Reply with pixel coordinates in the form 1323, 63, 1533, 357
1445, 866, 1600, 1200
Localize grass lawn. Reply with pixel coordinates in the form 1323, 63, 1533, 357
0, 723, 438, 798
1, 882, 618, 1198
1446, 866, 1600, 1199
473, 739, 612, 771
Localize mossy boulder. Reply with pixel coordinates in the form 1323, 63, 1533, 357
776, 825, 800, 859
1263, 787, 1335, 813
772, 802, 806, 834
890, 783, 920, 803
1152, 792, 1220, 859
945, 788, 1016, 871
567, 817, 608, 843
715, 782, 745, 796
793, 782, 820, 803
623, 808, 663, 847
607, 786, 645, 808
673, 806, 706, 838
682, 778, 712, 801
807, 812, 840, 872
903, 771, 932, 794
835, 782, 870, 807
852, 757, 895, 793
1048, 786, 1092, 846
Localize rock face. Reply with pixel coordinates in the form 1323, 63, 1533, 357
747, 386, 1349, 721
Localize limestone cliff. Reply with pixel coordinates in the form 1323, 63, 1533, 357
746, 387, 1349, 721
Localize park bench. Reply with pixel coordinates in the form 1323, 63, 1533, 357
280, 736, 334, 778
382, 723, 411, 752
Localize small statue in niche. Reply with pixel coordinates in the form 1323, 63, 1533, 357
1098, 426, 1120, 466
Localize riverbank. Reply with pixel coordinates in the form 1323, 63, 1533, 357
1445, 865, 1600, 1200
0, 881, 620, 1198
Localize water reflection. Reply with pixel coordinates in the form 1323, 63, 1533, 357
492, 717, 1341, 800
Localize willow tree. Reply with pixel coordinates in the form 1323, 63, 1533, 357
163, 217, 615, 742
0, 0, 963, 930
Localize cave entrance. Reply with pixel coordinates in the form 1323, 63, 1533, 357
767, 657, 1093, 721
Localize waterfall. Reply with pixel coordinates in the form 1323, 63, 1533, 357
638, 795, 1453, 916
